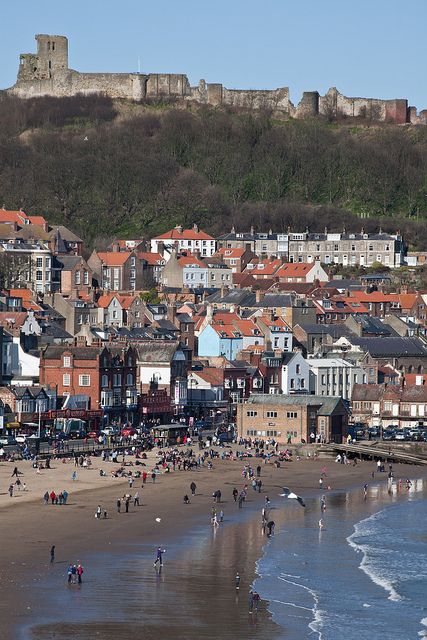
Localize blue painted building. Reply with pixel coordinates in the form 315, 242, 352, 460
197, 324, 243, 360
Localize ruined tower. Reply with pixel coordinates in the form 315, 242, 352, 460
18, 34, 68, 82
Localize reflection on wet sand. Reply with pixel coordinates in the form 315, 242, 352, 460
26, 515, 280, 640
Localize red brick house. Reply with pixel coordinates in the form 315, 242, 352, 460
40, 343, 138, 424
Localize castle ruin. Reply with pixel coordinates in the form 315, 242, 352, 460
8, 34, 427, 125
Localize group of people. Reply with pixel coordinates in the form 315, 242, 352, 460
67, 562, 84, 584
43, 490, 69, 505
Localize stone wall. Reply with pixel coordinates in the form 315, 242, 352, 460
7, 34, 426, 125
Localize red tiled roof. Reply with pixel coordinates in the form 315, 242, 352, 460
0, 209, 28, 224
154, 228, 214, 241
216, 247, 246, 258
96, 252, 131, 266
0, 312, 29, 328
139, 252, 164, 265
178, 255, 205, 268
348, 291, 400, 304
275, 262, 315, 277
28, 215, 47, 226
245, 259, 281, 276
193, 367, 224, 386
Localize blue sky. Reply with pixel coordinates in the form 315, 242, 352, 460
1, 0, 426, 109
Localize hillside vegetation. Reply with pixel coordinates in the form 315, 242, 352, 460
0, 93, 426, 250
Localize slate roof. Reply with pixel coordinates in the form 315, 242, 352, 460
352, 336, 427, 358
246, 393, 347, 414
43, 345, 101, 359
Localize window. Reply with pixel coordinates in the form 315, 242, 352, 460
296, 364, 300, 374
131, 256, 136, 266
63, 374, 70, 386
286, 411, 297, 419
45, 257, 51, 268
83, 271, 89, 285
266, 411, 278, 418
79, 374, 91, 387
101, 374, 108, 388
321, 374, 326, 385
290, 378, 295, 389
75, 271, 81, 285
63, 356, 71, 367
36, 270, 43, 281
113, 373, 122, 387
246, 410, 258, 417
126, 373, 133, 385
36, 257, 43, 268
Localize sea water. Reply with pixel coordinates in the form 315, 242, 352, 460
255, 479, 427, 640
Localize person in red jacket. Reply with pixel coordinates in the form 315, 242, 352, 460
77, 563, 84, 584
50, 490, 56, 504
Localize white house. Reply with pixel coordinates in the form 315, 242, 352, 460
151, 224, 216, 261
281, 351, 310, 394
308, 357, 366, 400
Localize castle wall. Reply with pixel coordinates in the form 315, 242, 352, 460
294, 91, 319, 118
7, 34, 426, 125
146, 74, 190, 97
384, 99, 408, 124
221, 87, 290, 112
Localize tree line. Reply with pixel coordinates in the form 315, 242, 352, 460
0, 93, 426, 251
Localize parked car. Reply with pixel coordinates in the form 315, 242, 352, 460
101, 426, 120, 436
382, 429, 395, 441
15, 434, 29, 444
0, 435, 17, 446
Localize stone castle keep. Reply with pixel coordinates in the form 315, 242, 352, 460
8, 34, 427, 124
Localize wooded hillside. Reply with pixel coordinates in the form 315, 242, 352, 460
0, 93, 426, 250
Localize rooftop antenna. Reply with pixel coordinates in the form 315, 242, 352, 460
137, 56, 141, 74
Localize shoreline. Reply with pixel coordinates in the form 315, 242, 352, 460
1, 450, 426, 639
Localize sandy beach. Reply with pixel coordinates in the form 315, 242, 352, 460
1, 447, 426, 640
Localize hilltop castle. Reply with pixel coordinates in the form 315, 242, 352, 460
8, 34, 427, 124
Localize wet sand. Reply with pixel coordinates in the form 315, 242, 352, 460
1, 450, 426, 640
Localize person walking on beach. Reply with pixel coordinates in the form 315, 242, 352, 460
154, 547, 165, 567
319, 477, 323, 490
133, 491, 140, 507
117, 498, 121, 513
50, 545, 55, 563
248, 590, 255, 613
232, 487, 238, 502
67, 563, 73, 584
142, 471, 147, 484
190, 481, 197, 496
8, 484, 14, 497
43, 491, 49, 505
151, 471, 156, 483
320, 496, 326, 513
77, 563, 84, 584
11, 466, 20, 478
125, 496, 130, 513
363, 483, 368, 499
266, 521, 275, 536
235, 573, 240, 590
256, 465, 261, 478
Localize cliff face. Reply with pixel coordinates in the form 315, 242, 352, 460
8, 34, 427, 125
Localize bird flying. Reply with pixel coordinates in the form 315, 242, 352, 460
280, 487, 306, 507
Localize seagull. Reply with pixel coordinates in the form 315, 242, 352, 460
280, 487, 306, 507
